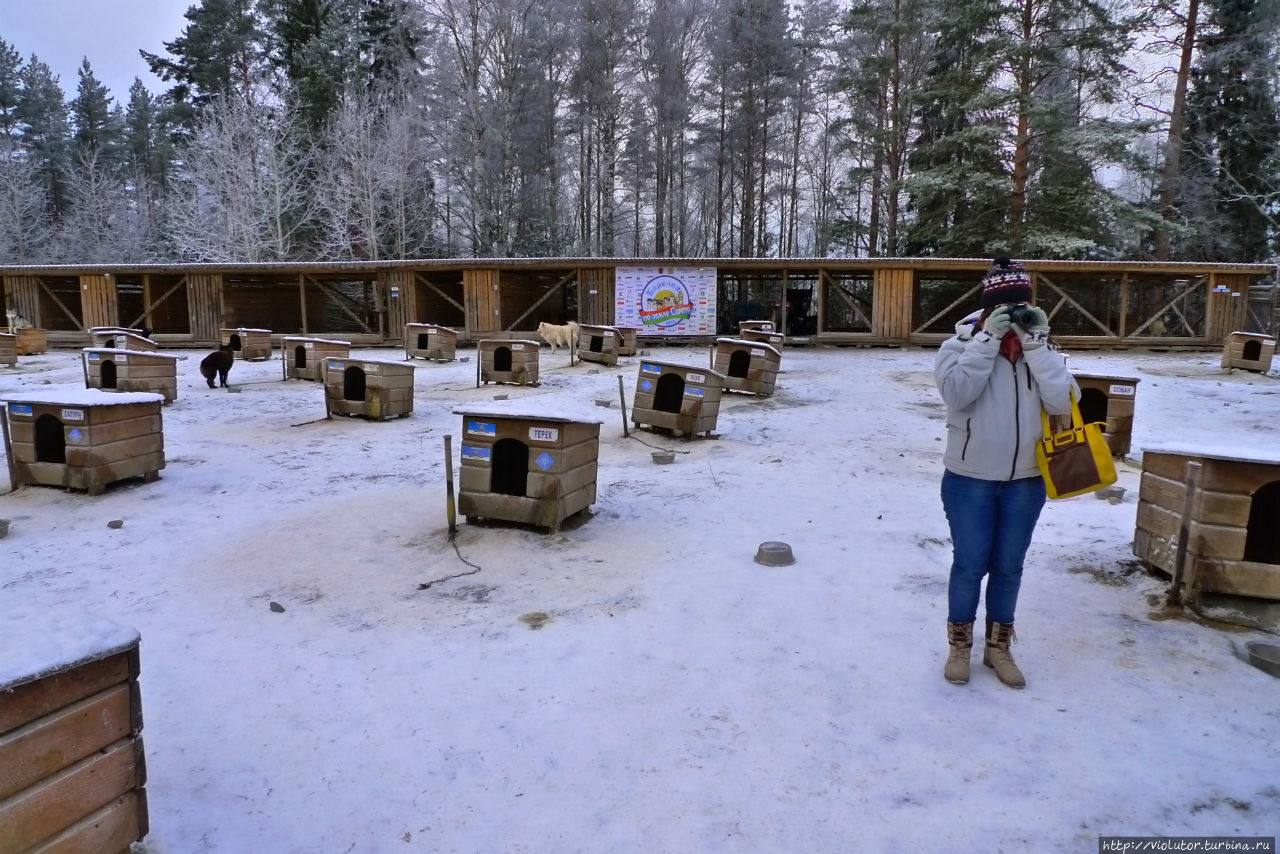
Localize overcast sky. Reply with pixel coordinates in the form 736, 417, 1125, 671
2, 0, 193, 103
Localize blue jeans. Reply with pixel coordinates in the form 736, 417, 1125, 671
941, 470, 1047, 624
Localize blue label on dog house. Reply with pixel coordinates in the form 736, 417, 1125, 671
640, 379, 653, 392
328, 360, 343, 369
9, 404, 32, 416
87, 352, 100, 361
467, 421, 496, 436
640, 364, 661, 375
68, 428, 84, 442
535, 451, 555, 471
461, 446, 491, 461
684, 388, 705, 398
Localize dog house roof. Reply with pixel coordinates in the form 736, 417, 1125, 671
81, 348, 181, 360
714, 337, 781, 356
223, 327, 272, 333
1142, 445, 1280, 467
325, 357, 415, 370
3, 389, 165, 406
453, 408, 602, 424
478, 338, 543, 346
1226, 332, 1276, 341
283, 337, 352, 346
638, 358, 728, 379
1071, 371, 1141, 384
0, 605, 140, 691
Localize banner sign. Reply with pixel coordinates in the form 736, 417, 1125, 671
615, 267, 717, 335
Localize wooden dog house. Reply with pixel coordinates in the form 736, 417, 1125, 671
83, 349, 180, 404
323, 357, 415, 420
615, 327, 639, 356
456, 410, 600, 532
0, 332, 15, 367
576, 324, 621, 367
0, 610, 148, 852
2, 390, 165, 495
14, 328, 47, 355
1136, 448, 1280, 601
220, 327, 272, 361
1220, 332, 1276, 372
89, 328, 156, 353
739, 320, 775, 335
631, 360, 727, 437
1071, 372, 1140, 457
479, 339, 540, 385
283, 336, 351, 381
404, 323, 458, 361
713, 338, 782, 397
741, 327, 785, 349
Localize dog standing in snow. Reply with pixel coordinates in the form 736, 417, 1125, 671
200, 344, 235, 388
537, 320, 579, 354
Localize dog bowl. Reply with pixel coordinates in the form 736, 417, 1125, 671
754, 541, 795, 566
1096, 485, 1126, 502
227, 387, 242, 393
0, 519, 9, 539
1246, 642, 1280, 679
651, 451, 675, 465
492, 393, 508, 400
595, 399, 613, 408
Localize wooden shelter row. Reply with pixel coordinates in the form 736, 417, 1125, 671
2, 258, 1274, 349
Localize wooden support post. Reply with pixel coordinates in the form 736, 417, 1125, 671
617, 375, 629, 438
1, 404, 17, 493
444, 434, 457, 539
1168, 461, 1203, 607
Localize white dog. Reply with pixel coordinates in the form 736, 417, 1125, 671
537, 320, 579, 354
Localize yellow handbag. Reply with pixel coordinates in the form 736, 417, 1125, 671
1036, 391, 1117, 499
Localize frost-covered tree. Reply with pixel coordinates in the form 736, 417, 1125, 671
0, 152, 54, 262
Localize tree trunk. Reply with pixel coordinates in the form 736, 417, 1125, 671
1156, 0, 1200, 261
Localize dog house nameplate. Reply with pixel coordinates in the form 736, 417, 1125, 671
62, 408, 85, 421
687, 372, 705, 383
1109, 383, 1135, 396
530, 427, 559, 442
87, 353, 99, 361
512, 343, 526, 350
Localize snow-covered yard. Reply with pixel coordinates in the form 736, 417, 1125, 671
2, 343, 1278, 852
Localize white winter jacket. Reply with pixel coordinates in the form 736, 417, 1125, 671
935, 310, 1076, 481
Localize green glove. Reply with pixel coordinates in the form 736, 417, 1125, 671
981, 305, 1014, 338
1017, 306, 1050, 350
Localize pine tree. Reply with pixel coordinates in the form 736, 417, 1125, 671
69, 58, 122, 165
15, 56, 72, 218
0, 40, 22, 149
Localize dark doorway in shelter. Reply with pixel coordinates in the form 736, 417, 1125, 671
417, 333, 429, 350
101, 359, 118, 389
294, 345, 307, 369
589, 334, 604, 353
1079, 388, 1108, 428
495, 346, 512, 372
229, 333, 242, 351
1243, 339, 1262, 361
654, 373, 685, 413
343, 365, 366, 401
491, 438, 529, 496
104, 337, 117, 348
1244, 481, 1280, 564
728, 349, 751, 378
35, 414, 66, 463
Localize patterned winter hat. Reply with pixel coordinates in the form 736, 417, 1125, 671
980, 256, 1033, 309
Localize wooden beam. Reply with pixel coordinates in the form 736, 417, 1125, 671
413, 273, 466, 315
913, 282, 981, 335
824, 270, 873, 330
1126, 276, 1203, 338
304, 275, 371, 333
1037, 274, 1115, 337
128, 275, 187, 330
36, 278, 82, 329
505, 271, 575, 332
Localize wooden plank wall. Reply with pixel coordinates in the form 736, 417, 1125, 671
78, 274, 118, 330
578, 268, 615, 325
1205, 274, 1251, 345
3, 276, 42, 326
464, 269, 501, 335
187, 274, 222, 344
380, 271, 415, 339
872, 268, 913, 340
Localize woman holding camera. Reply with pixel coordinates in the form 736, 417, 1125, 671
933, 257, 1075, 688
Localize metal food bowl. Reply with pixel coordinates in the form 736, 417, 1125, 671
754, 541, 795, 566
651, 451, 675, 465
1246, 642, 1280, 679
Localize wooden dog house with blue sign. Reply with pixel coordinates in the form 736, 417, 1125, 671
576, 324, 621, 367
0, 610, 149, 852
713, 337, 781, 397
83, 349, 180, 404
0, 332, 15, 366
1069, 372, 1140, 457
404, 323, 458, 361
220, 327, 272, 361
456, 410, 600, 531
323, 358, 415, 420
89, 328, 157, 353
283, 336, 351, 381
479, 339, 540, 385
631, 360, 726, 437
1220, 332, 1276, 372
2, 390, 165, 495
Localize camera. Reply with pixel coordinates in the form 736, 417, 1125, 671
1006, 303, 1039, 328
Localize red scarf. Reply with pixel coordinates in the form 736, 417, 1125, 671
999, 330, 1023, 363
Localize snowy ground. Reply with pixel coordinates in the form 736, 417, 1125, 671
2, 342, 1278, 853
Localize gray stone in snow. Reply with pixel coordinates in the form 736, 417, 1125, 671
270, 601, 286, 613
107, 519, 124, 529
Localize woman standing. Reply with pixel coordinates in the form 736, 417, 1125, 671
934, 257, 1074, 688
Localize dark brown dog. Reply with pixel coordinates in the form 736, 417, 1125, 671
200, 344, 234, 388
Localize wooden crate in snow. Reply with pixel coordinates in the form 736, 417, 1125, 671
479, 339, 540, 385
713, 337, 781, 397
1220, 332, 1275, 373
14, 328, 47, 355
0, 332, 15, 367
576, 324, 621, 367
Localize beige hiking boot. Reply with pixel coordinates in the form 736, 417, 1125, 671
983, 620, 1025, 688
945, 621, 974, 684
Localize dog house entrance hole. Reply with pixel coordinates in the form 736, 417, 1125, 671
1243, 339, 1262, 361
101, 359, 118, 389
104, 337, 117, 348
490, 438, 528, 496
494, 346, 513, 372
229, 333, 242, 352
1244, 480, 1280, 564
1079, 388, 1109, 428
343, 366, 366, 401
589, 334, 604, 353
727, 350, 751, 378
654, 373, 686, 413
35, 414, 66, 463
294, 345, 308, 368
417, 333, 429, 350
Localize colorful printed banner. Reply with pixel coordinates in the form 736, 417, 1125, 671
615, 267, 717, 335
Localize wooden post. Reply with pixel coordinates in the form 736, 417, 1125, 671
1168, 460, 1203, 607
443, 434, 457, 539
617, 375, 629, 438
1, 404, 17, 493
